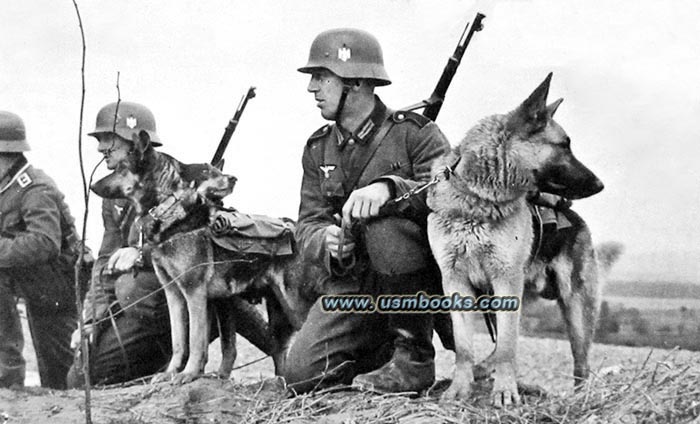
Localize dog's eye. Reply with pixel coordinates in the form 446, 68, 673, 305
563, 136, 571, 149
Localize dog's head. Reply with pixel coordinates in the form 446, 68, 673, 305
505, 73, 604, 199
144, 166, 236, 243
91, 161, 142, 201
180, 161, 237, 200
91, 130, 159, 206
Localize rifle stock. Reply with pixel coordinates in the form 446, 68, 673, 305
211, 86, 256, 166
403, 12, 485, 121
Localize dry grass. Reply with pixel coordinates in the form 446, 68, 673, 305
2, 334, 700, 423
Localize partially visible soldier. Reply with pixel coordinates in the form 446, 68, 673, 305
0, 111, 85, 389
66, 102, 274, 387
66, 102, 172, 387
283, 29, 451, 394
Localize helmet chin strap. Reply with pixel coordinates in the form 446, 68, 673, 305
333, 81, 353, 127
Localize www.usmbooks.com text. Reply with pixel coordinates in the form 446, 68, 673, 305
320, 291, 520, 313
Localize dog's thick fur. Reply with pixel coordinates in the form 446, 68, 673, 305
91, 133, 321, 384
145, 181, 321, 384
427, 73, 606, 406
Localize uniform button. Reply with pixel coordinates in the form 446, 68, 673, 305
348, 139, 354, 145
397, 113, 405, 120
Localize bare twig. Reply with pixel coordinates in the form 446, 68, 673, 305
112, 72, 121, 134
69, 1, 91, 423
232, 355, 270, 371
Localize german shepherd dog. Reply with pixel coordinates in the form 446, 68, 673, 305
145, 181, 321, 384
427, 73, 605, 407
91, 132, 321, 385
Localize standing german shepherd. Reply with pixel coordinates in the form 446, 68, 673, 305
142, 177, 321, 385
427, 73, 605, 407
91, 133, 321, 385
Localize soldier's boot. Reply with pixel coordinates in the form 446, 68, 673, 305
352, 273, 435, 394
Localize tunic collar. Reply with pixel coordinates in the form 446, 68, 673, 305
335, 96, 388, 150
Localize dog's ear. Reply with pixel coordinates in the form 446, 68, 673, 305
132, 130, 153, 159
507, 72, 553, 133
214, 159, 225, 171
546, 98, 564, 118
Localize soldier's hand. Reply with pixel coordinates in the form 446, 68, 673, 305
107, 247, 141, 272
342, 182, 391, 225
325, 224, 355, 260
70, 324, 94, 350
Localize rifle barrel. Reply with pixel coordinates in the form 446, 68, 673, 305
210, 86, 256, 165
422, 12, 486, 121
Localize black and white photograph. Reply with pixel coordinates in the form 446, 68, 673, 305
1, 0, 699, 422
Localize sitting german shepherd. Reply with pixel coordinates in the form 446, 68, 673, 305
91, 134, 321, 384
427, 73, 605, 407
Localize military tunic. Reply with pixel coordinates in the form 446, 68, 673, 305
284, 97, 450, 393
0, 158, 80, 389
296, 96, 450, 282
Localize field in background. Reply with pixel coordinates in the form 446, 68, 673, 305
523, 279, 700, 352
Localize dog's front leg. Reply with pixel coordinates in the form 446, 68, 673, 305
173, 284, 210, 385
152, 282, 188, 384
490, 272, 523, 407
441, 278, 478, 403
428, 216, 478, 403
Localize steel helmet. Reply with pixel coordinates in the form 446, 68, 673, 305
88, 101, 162, 146
0, 111, 31, 152
298, 28, 391, 86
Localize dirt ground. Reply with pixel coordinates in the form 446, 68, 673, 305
3, 322, 700, 423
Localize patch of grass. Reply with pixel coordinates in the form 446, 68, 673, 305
85, 347, 700, 424
5, 336, 699, 423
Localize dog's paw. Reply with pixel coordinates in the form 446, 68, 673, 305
171, 371, 200, 385
151, 371, 176, 384
216, 367, 232, 380
439, 381, 472, 403
492, 374, 521, 408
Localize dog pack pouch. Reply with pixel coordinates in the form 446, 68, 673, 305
209, 210, 295, 257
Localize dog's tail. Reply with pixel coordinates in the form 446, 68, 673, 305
596, 241, 624, 276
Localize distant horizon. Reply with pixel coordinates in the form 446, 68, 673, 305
607, 249, 700, 285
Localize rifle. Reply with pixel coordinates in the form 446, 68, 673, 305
210, 86, 257, 166
402, 12, 486, 121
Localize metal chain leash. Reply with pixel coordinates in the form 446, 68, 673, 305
334, 156, 461, 273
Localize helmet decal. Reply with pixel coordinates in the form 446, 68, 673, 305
338, 45, 351, 62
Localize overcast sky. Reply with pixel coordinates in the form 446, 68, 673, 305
2, 0, 699, 282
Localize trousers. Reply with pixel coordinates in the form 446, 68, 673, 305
66, 270, 170, 388
0, 270, 76, 389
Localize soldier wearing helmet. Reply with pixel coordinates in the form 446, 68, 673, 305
90, 101, 162, 170
0, 111, 86, 389
66, 102, 172, 388
283, 29, 450, 394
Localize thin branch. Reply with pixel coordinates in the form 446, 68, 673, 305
112, 71, 121, 134
70, 1, 92, 423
